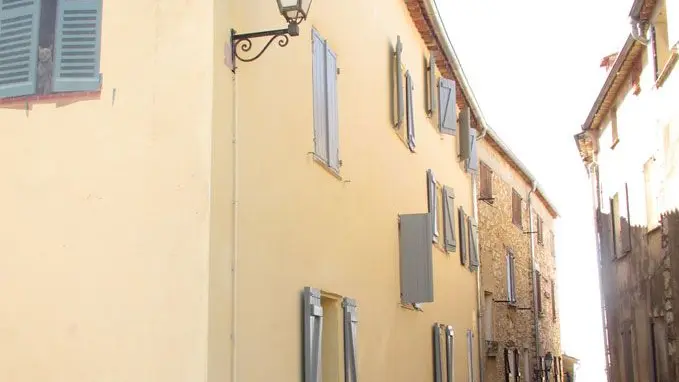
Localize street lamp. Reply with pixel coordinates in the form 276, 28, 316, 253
231, 0, 314, 66
544, 352, 554, 382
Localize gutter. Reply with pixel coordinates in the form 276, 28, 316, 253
581, 35, 636, 132
421, 0, 557, 218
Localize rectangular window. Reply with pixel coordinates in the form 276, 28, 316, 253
479, 162, 493, 200
0, 0, 103, 99
537, 215, 544, 245
551, 280, 556, 321
512, 190, 522, 228
506, 251, 516, 303
312, 29, 339, 172
610, 193, 620, 258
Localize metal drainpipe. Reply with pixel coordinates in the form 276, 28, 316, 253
230, 69, 240, 382
528, 181, 541, 374
472, 171, 484, 382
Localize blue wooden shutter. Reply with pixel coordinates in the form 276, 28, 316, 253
406, 70, 415, 151
303, 287, 323, 382
458, 206, 467, 265
443, 186, 456, 252
0, 0, 41, 98
312, 29, 327, 161
427, 54, 436, 115
469, 216, 479, 270
343, 298, 358, 382
398, 213, 434, 304
325, 43, 339, 171
467, 129, 478, 172
445, 326, 454, 382
459, 107, 471, 161
434, 324, 443, 382
427, 169, 439, 242
438, 77, 456, 135
393, 36, 403, 128
53, 0, 102, 92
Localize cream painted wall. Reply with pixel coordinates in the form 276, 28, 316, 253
224, 1, 478, 382
0, 1, 214, 381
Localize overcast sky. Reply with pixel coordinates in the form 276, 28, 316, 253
436, 1, 632, 380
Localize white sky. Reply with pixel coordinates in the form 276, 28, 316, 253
436, 1, 632, 380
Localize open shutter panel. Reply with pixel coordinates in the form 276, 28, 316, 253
427, 169, 439, 241
468, 216, 479, 270
433, 324, 443, 382
514, 349, 520, 382
326, 43, 339, 171
458, 206, 467, 265
428, 53, 436, 115
459, 107, 471, 161
0, 0, 40, 98
53, 0, 102, 92
399, 213, 434, 304
443, 186, 456, 252
445, 326, 454, 382
393, 36, 403, 128
312, 30, 328, 161
343, 298, 358, 382
504, 348, 510, 382
466, 329, 474, 382
620, 183, 631, 253
303, 287, 323, 382
406, 70, 415, 151
467, 129, 478, 172
438, 77, 456, 134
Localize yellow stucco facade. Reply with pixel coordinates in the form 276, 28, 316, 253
0, 1, 485, 382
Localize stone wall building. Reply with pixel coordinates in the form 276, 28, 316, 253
574, 0, 679, 381
477, 131, 562, 382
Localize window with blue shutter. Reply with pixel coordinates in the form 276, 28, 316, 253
312, 29, 340, 172
439, 77, 456, 135
427, 169, 439, 243
466, 128, 478, 172
458, 206, 467, 265
443, 186, 456, 252
398, 213, 434, 304
434, 324, 454, 382
468, 216, 479, 271
392, 36, 403, 128
0, 0, 103, 100
405, 70, 415, 152
52, 0, 103, 92
303, 287, 323, 382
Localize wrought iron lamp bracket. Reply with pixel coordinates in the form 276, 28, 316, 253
231, 23, 299, 68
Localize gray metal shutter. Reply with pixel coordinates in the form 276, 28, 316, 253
468, 216, 479, 270
406, 70, 415, 151
343, 298, 358, 382
504, 348, 510, 382
438, 77, 456, 134
434, 324, 443, 382
428, 54, 437, 115
303, 287, 323, 382
326, 44, 340, 171
0, 0, 41, 98
458, 206, 467, 265
443, 186, 456, 252
459, 107, 471, 161
428, 170, 439, 242
620, 183, 631, 253
466, 128, 478, 172
393, 36, 403, 128
399, 213, 434, 304
446, 326, 454, 382
312, 30, 328, 161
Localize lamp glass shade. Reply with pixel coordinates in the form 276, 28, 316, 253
544, 352, 554, 371
277, 0, 312, 23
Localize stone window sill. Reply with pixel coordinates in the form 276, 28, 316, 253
0, 89, 102, 108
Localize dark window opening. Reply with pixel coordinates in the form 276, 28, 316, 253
37, 0, 57, 95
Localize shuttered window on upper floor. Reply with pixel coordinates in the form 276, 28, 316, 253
399, 213, 434, 305
536, 215, 544, 245
312, 29, 339, 172
512, 189, 522, 228
0, 0, 103, 99
438, 77, 456, 135
479, 162, 493, 201
434, 324, 454, 382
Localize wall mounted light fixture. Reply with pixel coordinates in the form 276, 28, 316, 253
231, 0, 313, 67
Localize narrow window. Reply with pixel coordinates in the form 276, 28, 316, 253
312, 29, 340, 172
479, 162, 493, 201
551, 280, 557, 321
506, 252, 516, 303
512, 190, 522, 228
484, 292, 493, 341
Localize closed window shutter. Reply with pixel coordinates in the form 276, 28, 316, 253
438, 77, 456, 134
468, 216, 479, 270
504, 348, 510, 382
406, 70, 415, 151
428, 170, 439, 241
312, 30, 328, 161
620, 183, 631, 253
458, 206, 467, 265
466, 329, 474, 382
445, 326, 454, 382
466, 128, 478, 172
399, 213, 434, 304
610, 195, 620, 257
343, 298, 358, 382
513, 349, 520, 382
326, 44, 339, 171
443, 186, 456, 252
434, 324, 443, 382
53, 0, 103, 92
428, 54, 436, 115
393, 36, 403, 128
458, 107, 471, 161
303, 287, 323, 382
0, 0, 41, 98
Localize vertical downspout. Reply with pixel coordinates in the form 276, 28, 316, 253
472, 170, 484, 382
230, 69, 239, 382
528, 181, 541, 374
